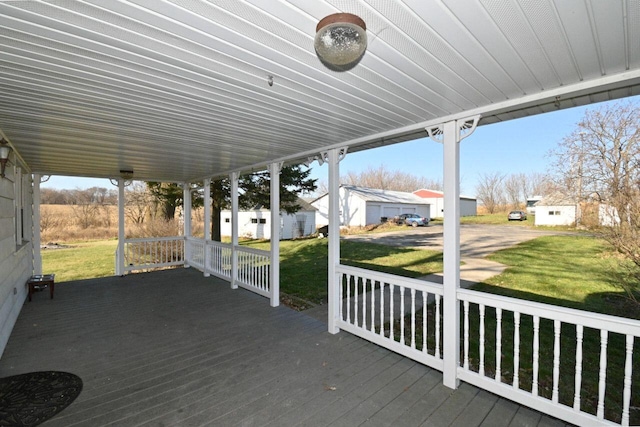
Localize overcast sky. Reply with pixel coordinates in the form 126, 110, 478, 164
42, 95, 640, 197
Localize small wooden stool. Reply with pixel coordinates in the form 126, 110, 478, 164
27, 274, 55, 302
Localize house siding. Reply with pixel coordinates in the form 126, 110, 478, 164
220, 210, 316, 240
0, 167, 34, 357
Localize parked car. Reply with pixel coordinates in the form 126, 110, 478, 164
508, 210, 527, 221
395, 213, 429, 227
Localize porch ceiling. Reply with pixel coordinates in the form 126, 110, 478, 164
1, 1, 639, 183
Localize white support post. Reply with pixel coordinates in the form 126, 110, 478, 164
116, 179, 125, 276
183, 183, 192, 268
442, 120, 461, 389
203, 178, 211, 277
327, 147, 347, 334
32, 173, 42, 275
15, 168, 22, 246
269, 162, 282, 307
231, 172, 239, 289
428, 116, 479, 390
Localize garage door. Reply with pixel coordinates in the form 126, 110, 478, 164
382, 206, 400, 218
366, 204, 382, 224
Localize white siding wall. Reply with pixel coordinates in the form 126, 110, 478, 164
534, 205, 576, 226
221, 210, 316, 240
0, 165, 34, 357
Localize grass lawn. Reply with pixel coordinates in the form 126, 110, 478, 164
476, 235, 637, 319
42, 240, 118, 282
244, 238, 443, 305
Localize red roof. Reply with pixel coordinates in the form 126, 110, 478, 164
413, 189, 443, 198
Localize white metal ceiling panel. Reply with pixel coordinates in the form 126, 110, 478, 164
0, 0, 639, 183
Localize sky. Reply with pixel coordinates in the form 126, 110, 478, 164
41, 96, 639, 196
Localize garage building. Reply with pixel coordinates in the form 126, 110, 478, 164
312, 185, 430, 227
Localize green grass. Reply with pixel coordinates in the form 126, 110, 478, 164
41, 240, 118, 282
400, 234, 640, 424
460, 212, 530, 225
476, 235, 636, 318
244, 238, 443, 304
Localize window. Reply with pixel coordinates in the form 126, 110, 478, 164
224, 218, 230, 223
251, 218, 266, 224
548, 210, 561, 216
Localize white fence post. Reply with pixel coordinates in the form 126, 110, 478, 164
116, 178, 125, 276
231, 171, 239, 289
203, 178, 211, 277
327, 147, 347, 334
269, 162, 282, 307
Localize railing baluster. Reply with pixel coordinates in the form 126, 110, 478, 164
371, 280, 376, 334
435, 294, 440, 358
410, 288, 416, 349
532, 315, 540, 397
496, 308, 502, 382
361, 277, 367, 330
400, 286, 405, 345
621, 334, 634, 426
479, 304, 485, 377
339, 273, 344, 321
346, 275, 351, 324
354, 275, 359, 327
513, 311, 520, 389
389, 284, 395, 341
597, 329, 608, 419
463, 300, 469, 370
379, 283, 385, 337
574, 324, 583, 411
552, 319, 561, 403
422, 291, 427, 354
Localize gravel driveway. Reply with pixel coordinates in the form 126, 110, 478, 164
342, 224, 566, 286
343, 223, 563, 258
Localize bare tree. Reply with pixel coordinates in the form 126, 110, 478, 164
475, 172, 506, 213
504, 173, 525, 209
550, 101, 640, 303
125, 181, 153, 225
341, 165, 441, 192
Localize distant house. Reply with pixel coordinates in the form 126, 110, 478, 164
534, 193, 578, 226
413, 189, 477, 218
312, 185, 430, 227
220, 198, 316, 240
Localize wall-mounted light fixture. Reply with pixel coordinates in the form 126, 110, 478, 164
0, 138, 12, 178
314, 13, 367, 71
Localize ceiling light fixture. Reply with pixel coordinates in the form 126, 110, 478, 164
0, 138, 12, 178
120, 169, 134, 180
314, 13, 367, 71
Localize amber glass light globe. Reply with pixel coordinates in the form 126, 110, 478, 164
314, 13, 367, 68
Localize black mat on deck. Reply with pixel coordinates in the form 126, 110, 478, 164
0, 371, 82, 427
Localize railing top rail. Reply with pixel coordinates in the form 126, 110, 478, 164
337, 263, 443, 295
234, 245, 270, 257
458, 288, 640, 335
125, 236, 185, 243
206, 240, 233, 250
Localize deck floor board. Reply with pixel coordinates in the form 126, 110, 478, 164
0, 268, 573, 426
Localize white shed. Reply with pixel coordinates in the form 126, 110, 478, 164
312, 185, 430, 227
413, 189, 477, 218
220, 198, 316, 240
534, 194, 578, 226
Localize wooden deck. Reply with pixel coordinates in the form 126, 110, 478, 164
0, 268, 572, 427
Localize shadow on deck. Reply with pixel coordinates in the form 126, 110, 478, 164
1, 268, 571, 426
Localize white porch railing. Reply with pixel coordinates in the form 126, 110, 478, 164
336, 264, 444, 371
333, 264, 640, 426
188, 238, 271, 299
234, 245, 270, 298
123, 236, 184, 273
119, 237, 271, 301
457, 289, 640, 427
